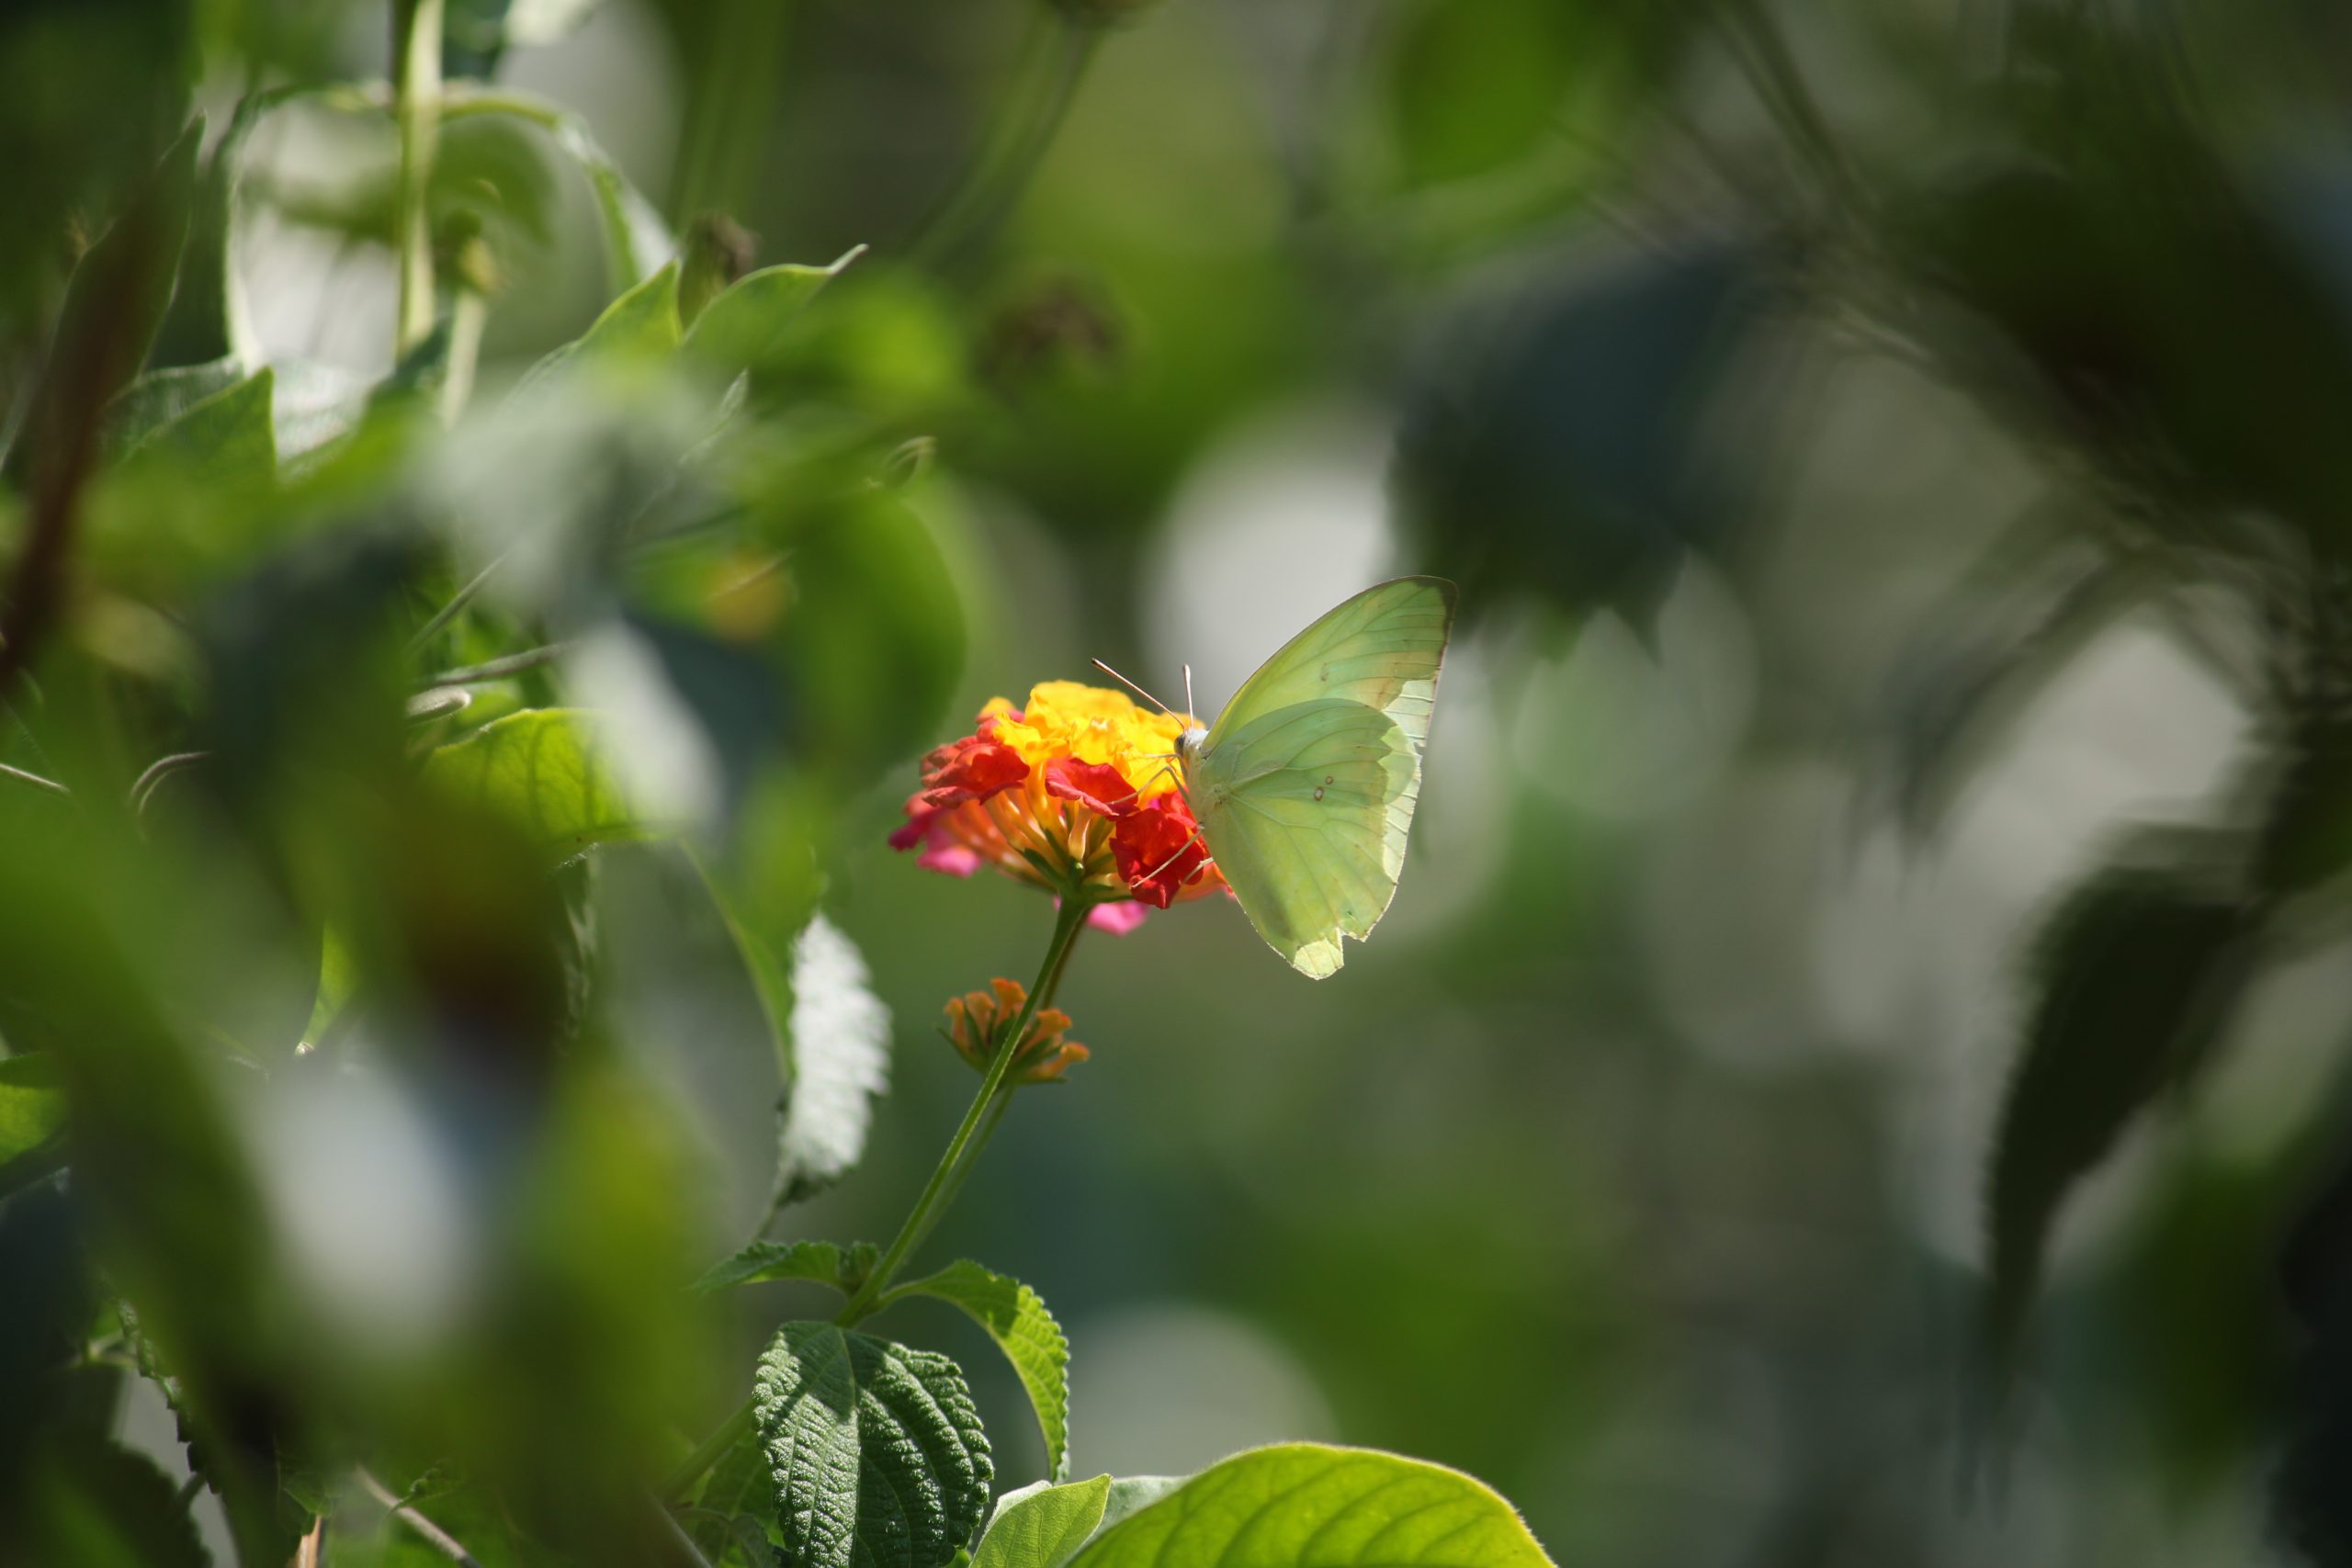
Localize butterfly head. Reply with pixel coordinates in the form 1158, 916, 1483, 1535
1176, 725, 1208, 764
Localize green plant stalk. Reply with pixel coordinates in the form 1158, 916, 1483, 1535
835, 891, 1089, 1323
662, 892, 1091, 1504
392, 0, 446, 357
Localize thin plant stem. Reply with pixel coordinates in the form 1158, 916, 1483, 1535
662, 895, 1092, 1503
358, 1466, 483, 1568
834, 893, 1089, 1325
392, 0, 446, 357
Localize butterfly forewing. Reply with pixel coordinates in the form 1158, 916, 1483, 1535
1211, 577, 1454, 755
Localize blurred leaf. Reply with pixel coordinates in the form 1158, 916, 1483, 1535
1984, 852, 2264, 1364
686, 1428, 782, 1568
106, 359, 248, 452
2254, 610, 2352, 897
419, 708, 653, 861
121, 367, 277, 491
1871, 529, 2150, 840
518, 262, 682, 391
894, 1261, 1071, 1483
753, 1322, 994, 1568
975, 1475, 1111, 1568
1, 1435, 211, 1568
691, 1237, 877, 1294
4, 117, 201, 490
446, 0, 608, 80
0, 1053, 66, 1168
1066, 1446, 1555, 1568
681, 247, 866, 382
1394, 240, 1768, 630
766, 490, 965, 783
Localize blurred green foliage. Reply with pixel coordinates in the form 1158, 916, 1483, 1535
9, 0, 2352, 1565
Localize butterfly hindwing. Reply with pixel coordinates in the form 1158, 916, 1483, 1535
1192, 698, 1421, 978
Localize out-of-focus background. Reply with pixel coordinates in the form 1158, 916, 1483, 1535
9, 0, 2352, 1563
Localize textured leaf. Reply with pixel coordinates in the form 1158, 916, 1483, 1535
517, 262, 682, 393
898, 1262, 1071, 1483
682, 248, 865, 381
692, 1238, 878, 1295
753, 1322, 994, 1568
1067, 1446, 1555, 1568
975, 1476, 1110, 1568
419, 709, 650, 860
0, 1054, 67, 1167
1984, 852, 2262, 1362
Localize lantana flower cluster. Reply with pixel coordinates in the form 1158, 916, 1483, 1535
889, 681, 1223, 930
943, 979, 1088, 1084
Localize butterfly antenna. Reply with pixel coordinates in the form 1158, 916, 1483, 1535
1092, 658, 1175, 715
1183, 663, 1197, 724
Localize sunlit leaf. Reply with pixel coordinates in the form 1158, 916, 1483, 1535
753, 1322, 994, 1568
681, 247, 865, 382
691, 1237, 877, 1295
896, 1261, 1071, 1483
121, 367, 276, 491
518, 262, 682, 392
419, 708, 651, 860
0, 1054, 68, 1175
1067, 1446, 1555, 1568
974, 1476, 1111, 1568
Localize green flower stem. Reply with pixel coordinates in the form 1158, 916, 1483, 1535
834, 893, 1089, 1325
391, 0, 445, 357
662, 894, 1091, 1504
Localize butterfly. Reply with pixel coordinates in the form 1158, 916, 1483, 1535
1124, 577, 1456, 978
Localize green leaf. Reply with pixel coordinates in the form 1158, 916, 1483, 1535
418, 709, 651, 859
106, 360, 248, 452
753, 1322, 994, 1568
4, 118, 203, 488
517, 263, 683, 393
681, 247, 865, 381
691, 1237, 878, 1295
895, 1261, 1071, 1483
13, 1436, 212, 1568
121, 368, 276, 491
1068, 1447, 1555, 1568
974, 1477, 1110, 1568
0, 1054, 67, 1167
686, 1428, 784, 1568
1984, 849, 2262, 1364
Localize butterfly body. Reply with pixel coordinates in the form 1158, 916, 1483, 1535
1178, 577, 1455, 977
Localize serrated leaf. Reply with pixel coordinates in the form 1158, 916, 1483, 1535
419, 709, 651, 860
518, 263, 682, 393
1068, 1446, 1555, 1568
681, 248, 865, 381
1984, 852, 2262, 1364
753, 1322, 994, 1568
692, 1238, 878, 1295
975, 1477, 1110, 1568
897, 1262, 1070, 1483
